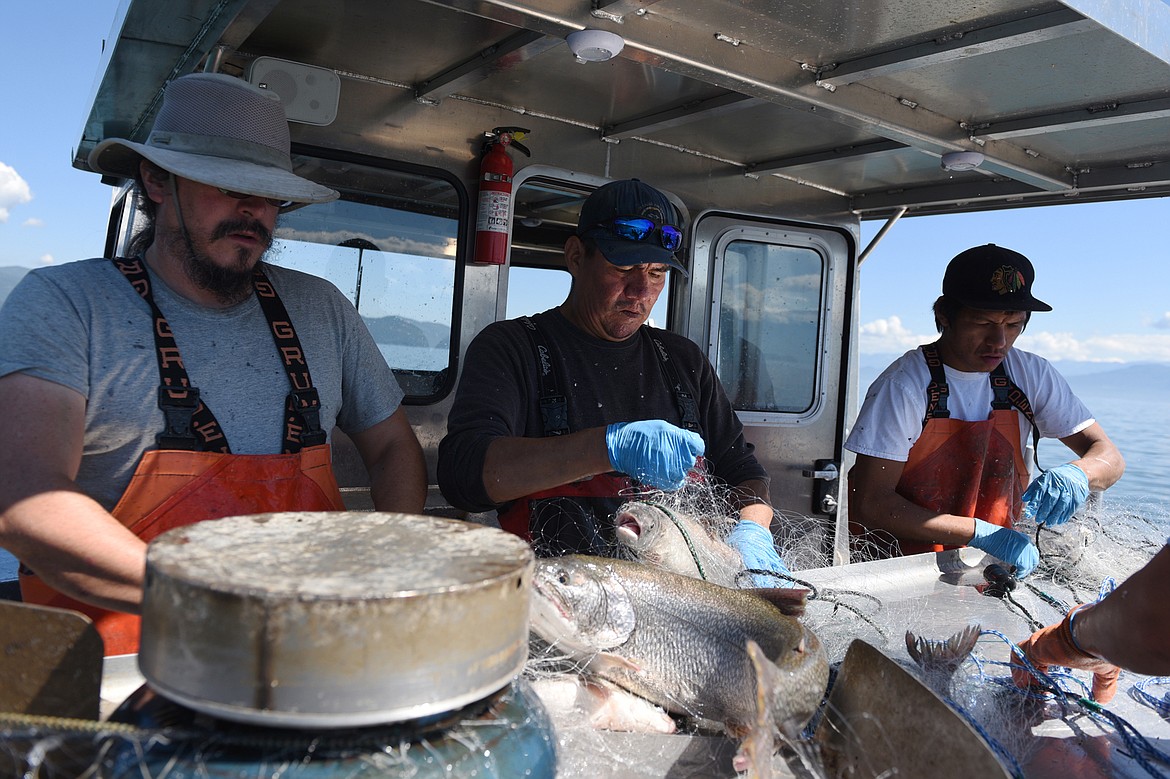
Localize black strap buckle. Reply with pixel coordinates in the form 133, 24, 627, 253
539, 395, 569, 437
156, 386, 201, 450
288, 388, 327, 447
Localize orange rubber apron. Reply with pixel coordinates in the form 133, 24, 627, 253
20, 258, 343, 655
893, 409, 1029, 555
881, 343, 1034, 556
19, 446, 343, 655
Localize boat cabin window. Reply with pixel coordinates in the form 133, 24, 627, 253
271, 155, 463, 403
713, 240, 825, 414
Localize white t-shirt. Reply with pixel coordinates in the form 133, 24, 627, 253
845, 346, 1094, 463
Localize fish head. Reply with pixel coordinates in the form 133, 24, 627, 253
531, 556, 637, 657
613, 501, 667, 554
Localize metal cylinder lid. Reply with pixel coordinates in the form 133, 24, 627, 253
139, 512, 534, 728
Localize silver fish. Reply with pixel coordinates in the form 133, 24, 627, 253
613, 500, 745, 588
530, 555, 829, 776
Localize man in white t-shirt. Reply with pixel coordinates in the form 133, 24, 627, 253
844, 244, 1124, 577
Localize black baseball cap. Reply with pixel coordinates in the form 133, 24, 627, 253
942, 244, 1052, 312
576, 179, 688, 276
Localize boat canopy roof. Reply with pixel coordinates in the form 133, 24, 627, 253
76, 0, 1170, 222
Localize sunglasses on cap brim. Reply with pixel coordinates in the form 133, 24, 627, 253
593, 216, 683, 252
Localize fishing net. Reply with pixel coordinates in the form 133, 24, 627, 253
2, 482, 1166, 778
539, 478, 1170, 778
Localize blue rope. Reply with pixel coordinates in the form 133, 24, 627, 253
979, 629, 1170, 778
1131, 677, 1170, 718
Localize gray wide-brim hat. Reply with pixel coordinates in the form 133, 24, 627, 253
88, 72, 338, 208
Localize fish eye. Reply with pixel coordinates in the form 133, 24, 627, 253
556, 571, 570, 585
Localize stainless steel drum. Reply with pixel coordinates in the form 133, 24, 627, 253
139, 512, 534, 727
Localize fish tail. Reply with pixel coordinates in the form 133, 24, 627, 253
733, 638, 777, 779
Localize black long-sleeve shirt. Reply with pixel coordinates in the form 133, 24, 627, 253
437, 308, 768, 512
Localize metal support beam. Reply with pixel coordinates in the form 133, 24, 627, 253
817, 8, 1094, 88
415, 29, 562, 102
604, 93, 763, 140
972, 95, 1170, 140
748, 140, 907, 175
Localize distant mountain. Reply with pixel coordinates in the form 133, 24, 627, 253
0, 266, 32, 307
1062, 362, 1170, 395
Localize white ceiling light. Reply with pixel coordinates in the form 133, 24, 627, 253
566, 29, 625, 63
940, 151, 985, 172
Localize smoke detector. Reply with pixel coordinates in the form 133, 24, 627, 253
941, 151, 985, 172
566, 29, 625, 63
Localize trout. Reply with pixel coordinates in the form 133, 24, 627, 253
530, 555, 829, 775
613, 500, 745, 588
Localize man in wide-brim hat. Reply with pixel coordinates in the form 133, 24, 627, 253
0, 72, 426, 655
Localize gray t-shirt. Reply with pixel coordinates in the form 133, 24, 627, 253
0, 258, 404, 510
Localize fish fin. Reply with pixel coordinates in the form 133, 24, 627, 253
592, 651, 643, 674
744, 587, 809, 617
733, 638, 777, 779
905, 624, 981, 676
582, 679, 677, 734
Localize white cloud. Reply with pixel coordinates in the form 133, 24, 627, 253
38, 254, 54, 266
1020, 330, 1170, 363
1151, 312, 1170, 330
0, 161, 33, 223
22, 217, 44, 228
858, 315, 935, 354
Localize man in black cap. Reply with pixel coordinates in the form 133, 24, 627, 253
844, 244, 1124, 577
0, 72, 426, 654
438, 179, 789, 583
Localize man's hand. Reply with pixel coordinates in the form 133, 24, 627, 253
1011, 604, 1120, 703
605, 421, 704, 490
968, 519, 1039, 578
728, 520, 793, 586
1022, 463, 1090, 526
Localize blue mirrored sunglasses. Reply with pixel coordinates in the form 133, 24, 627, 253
596, 216, 684, 252
217, 188, 296, 209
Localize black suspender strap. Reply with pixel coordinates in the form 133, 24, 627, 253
113, 257, 230, 453
919, 342, 1043, 473
644, 327, 702, 433
251, 268, 327, 452
519, 316, 569, 437
113, 258, 326, 454
519, 316, 702, 437
990, 362, 1044, 474
921, 343, 950, 425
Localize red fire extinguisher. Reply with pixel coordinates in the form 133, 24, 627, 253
474, 126, 530, 266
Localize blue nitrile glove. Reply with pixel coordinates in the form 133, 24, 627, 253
1022, 463, 1090, 527
969, 518, 1039, 578
728, 520, 793, 587
605, 420, 705, 491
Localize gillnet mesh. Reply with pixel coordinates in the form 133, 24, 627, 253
2, 483, 1167, 778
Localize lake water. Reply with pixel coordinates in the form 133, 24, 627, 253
1044, 379, 1169, 511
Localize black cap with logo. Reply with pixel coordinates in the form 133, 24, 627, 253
942, 244, 1052, 312
576, 179, 688, 276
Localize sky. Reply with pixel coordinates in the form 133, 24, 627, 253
3, 1, 1169, 366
